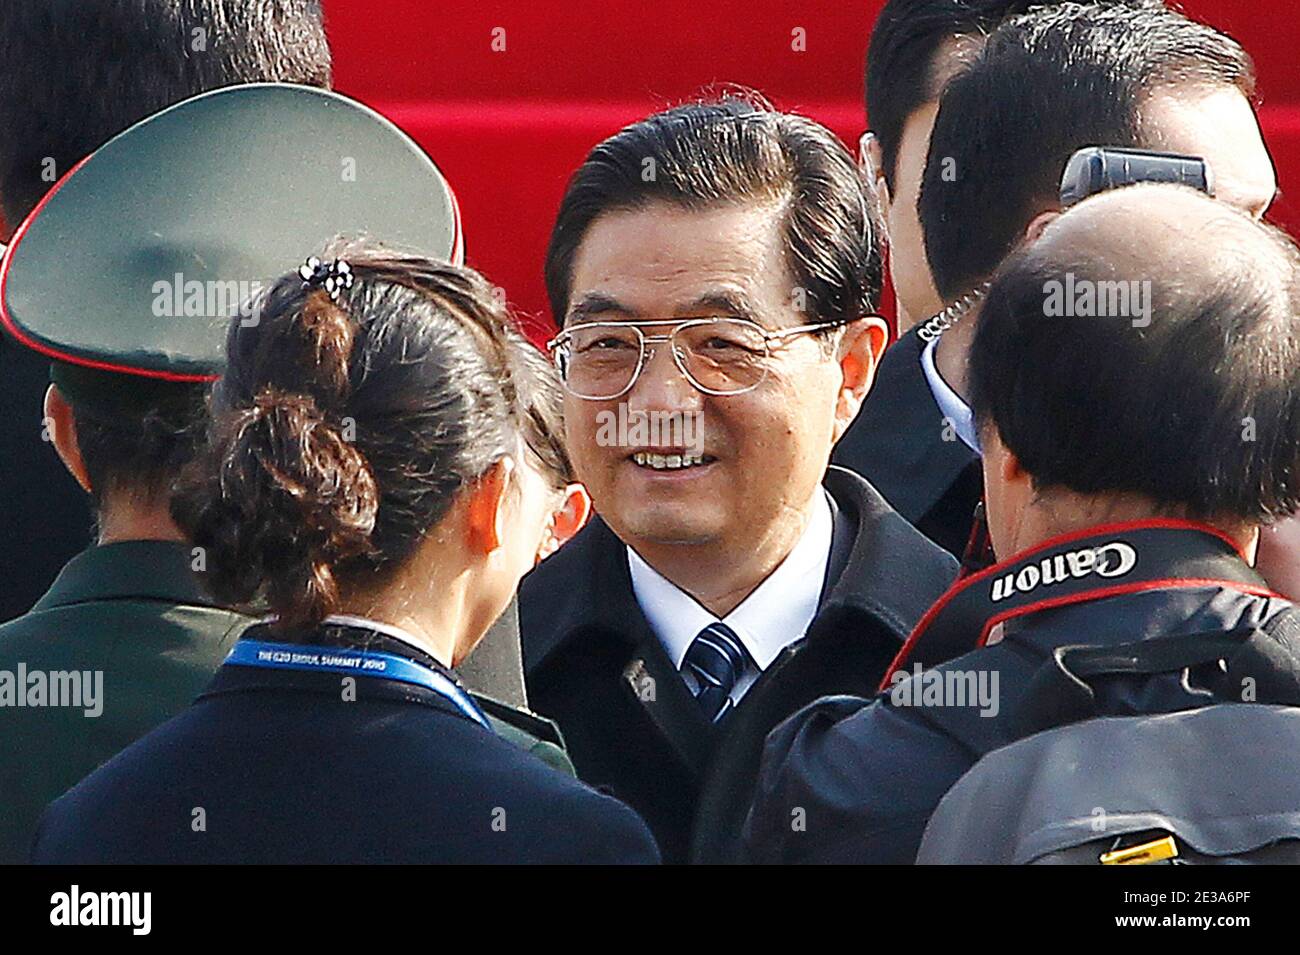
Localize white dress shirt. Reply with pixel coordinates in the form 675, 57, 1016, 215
921, 334, 981, 453
627, 489, 834, 705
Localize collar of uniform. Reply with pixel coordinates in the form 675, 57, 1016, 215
523, 467, 959, 674
30, 539, 220, 612
319, 613, 452, 666
831, 324, 978, 524
627, 488, 833, 673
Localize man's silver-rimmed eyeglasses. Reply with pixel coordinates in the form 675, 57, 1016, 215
546, 316, 849, 400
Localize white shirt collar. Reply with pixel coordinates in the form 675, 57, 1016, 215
627, 488, 835, 674
920, 334, 981, 453
256, 612, 447, 664
322, 613, 419, 645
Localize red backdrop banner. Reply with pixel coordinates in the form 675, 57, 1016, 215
323, 0, 1300, 344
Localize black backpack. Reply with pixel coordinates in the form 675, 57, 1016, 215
915, 610, 1300, 864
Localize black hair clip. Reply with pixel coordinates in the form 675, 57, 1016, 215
298, 256, 354, 302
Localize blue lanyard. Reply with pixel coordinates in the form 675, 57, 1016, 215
226, 639, 492, 731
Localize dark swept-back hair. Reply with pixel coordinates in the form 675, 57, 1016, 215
866, 0, 1037, 192
544, 95, 881, 330
918, 1, 1254, 302
969, 189, 1300, 524
864, 0, 1163, 192
0, 0, 331, 226
173, 242, 570, 634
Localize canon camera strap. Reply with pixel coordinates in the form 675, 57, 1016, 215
879, 519, 1279, 690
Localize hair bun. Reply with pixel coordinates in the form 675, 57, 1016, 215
176, 386, 378, 632
246, 388, 377, 539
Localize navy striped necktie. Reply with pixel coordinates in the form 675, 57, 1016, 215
682, 622, 749, 724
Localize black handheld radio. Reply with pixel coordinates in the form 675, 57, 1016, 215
1060, 146, 1214, 207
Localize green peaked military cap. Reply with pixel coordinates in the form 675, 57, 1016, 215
0, 82, 463, 383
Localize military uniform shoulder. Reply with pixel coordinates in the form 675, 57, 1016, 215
472, 693, 576, 777
0, 599, 247, 667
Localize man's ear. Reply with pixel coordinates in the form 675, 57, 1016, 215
978, 424, 1031, 561
861, 132, 892, 227
1022, 209, 1061, 247
997, 436, 1027, 487
464, 457, 514, 556
985, 427, 1033, 506
538, 483, 592, 563
43, 384, 92, 494
832, 316, 890, 443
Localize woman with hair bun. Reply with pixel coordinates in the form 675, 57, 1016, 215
30, 242, 659, 864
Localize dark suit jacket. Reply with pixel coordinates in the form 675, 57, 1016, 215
31, 625, 660, 864
832, 326, 982, 557
520, 466, 957, 863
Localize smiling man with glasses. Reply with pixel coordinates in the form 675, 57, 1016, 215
519, 96, 958, 863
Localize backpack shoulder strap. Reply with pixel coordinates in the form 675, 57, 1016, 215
1008, 628, 1254, 739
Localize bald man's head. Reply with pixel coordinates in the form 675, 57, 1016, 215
1034, 184, 1289, 288
969, 183, 1300, 524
